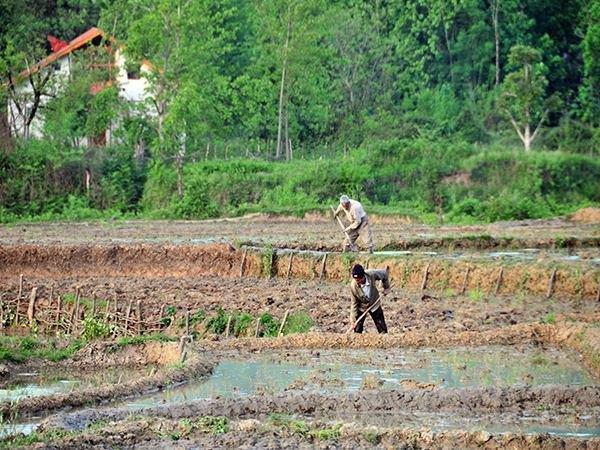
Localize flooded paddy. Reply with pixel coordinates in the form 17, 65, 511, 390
126, 346, 594, 407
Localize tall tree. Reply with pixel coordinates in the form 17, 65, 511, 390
499, 45, 559, 151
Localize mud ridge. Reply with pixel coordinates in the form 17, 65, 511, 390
29, 417, 600, 450
41, 384, 600, 434
0, 344, 215, 420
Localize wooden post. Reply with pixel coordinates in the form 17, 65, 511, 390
91, 295, 97, 318
286, 252, 294, 279
56, 295, 62, 331
112, 293, 118, 325
596, 283, 600, 302
17, 273, 23, 301
104, 299, 110, 323
460, 266, 471, 295
421, 263, 430, 291
0, 295, 4, 330
546, 268, 557, 299
14, 274, 23, 326
365, 259, 370, 269
74, 288, 81, 331
124, 300, 133, 332
27, 287, 37, 328
278, 310, 290, 337
159, 304, 166, 327
136, 300, 142, 335
225, 314, 232, 338
67, 304, 76, 334
494, 267, 504, 295
240, 248, 248, 277
319, 253, 328, 280
254, 316, 260, 338
185, 307, 190, 337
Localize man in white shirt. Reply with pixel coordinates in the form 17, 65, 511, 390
334, 195, 375, 253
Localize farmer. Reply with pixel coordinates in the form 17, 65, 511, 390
333, 195, 374, 253
349, 263, 390, 334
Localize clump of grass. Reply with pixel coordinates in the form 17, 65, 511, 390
116, 333, 176, 348
194, 416, 229, 435
0, 336, 85, 363
364, 430, 381, 444
206, 307, 228, 334
259, 313, 280, 337
541, 311, 556, 325
233, 312, 253, 337
282, 311, 313, 335
531, 354, 549, 366
261, 245, 275, 277
468, 289, 485, 302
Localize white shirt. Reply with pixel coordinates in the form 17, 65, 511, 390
361, 277, 371, 298
348, 199, 367, 222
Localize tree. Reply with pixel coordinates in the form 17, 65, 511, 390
580, 0, 600, 123
499, 45, 560, 151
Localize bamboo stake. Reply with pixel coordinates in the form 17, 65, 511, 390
225, 314, 232, 338
546, 268, 557, 299
254, 316, 260, 337
67, 304, 76, 334
596, 283, 600, 302
104, 296, 111, 322
124, 300, 133, 332
136, 300, 142, 335
56, 295, 62, 332
421, 263, 430, 291
494, 267, 504, 295
286, 252, 294, 279
17, 274, 23, 301
460, 266, 471, 295
277, 310, 290, 337
240, 248, 248, 277
319, 253, 328, 280
74, 287, 81, 331
27, 287, 37, 328
185, 307, 190, 337
0, 295, 4, 330
112, 293, 118, 325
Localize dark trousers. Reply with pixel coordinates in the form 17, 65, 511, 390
354, 307, 387, 334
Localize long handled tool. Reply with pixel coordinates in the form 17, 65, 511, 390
330, 205, 352, 242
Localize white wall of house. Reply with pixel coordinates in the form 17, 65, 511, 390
7, 47, 151, 145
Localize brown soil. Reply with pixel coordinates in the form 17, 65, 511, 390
1, 216, 598, 250
571, 207, 600, 224
29, 416, 600, 450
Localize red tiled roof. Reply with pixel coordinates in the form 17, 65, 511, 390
19, 27, 109, 79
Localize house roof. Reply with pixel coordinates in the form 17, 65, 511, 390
19, 27, 110, 79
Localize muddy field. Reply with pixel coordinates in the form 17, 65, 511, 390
0, 217, 598, 448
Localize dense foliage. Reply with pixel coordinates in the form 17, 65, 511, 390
0, 0, 598, 223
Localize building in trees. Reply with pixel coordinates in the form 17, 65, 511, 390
5, 27, 151, 146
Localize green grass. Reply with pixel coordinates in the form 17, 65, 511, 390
282, 312, 313, 335
115, 333, 176, 348
541, 311, 556, 325
0, 335, 85, 363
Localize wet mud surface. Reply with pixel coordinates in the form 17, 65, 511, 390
1, 215, 598, 251
0, 216, 598, 448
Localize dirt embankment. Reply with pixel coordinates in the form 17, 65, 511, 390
0, 243, 598, 300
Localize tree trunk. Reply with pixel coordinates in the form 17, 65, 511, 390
276, 7, 292, 160
492, 0, 500, 86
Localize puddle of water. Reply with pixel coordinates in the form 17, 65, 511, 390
0, 366, 156, 403
125, 346, 595, 408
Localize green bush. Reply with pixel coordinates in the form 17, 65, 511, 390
206, 308, 228, 334
282, 312, 313, 335
259, 313, 280, 337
